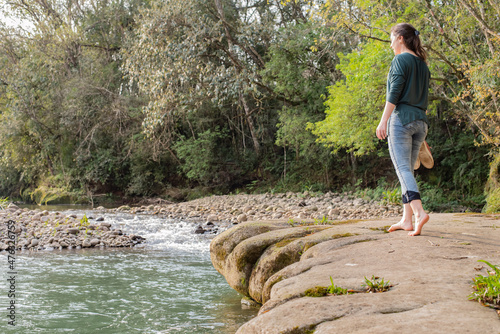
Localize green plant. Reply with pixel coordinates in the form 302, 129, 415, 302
469, 260, 500, 309
485, 188, 500, 214
327, 276, 348, 295
382, 188, 400, 206
80, 214, 90, 228
314, 216, 330, 225
246, 180, 259, 192
362, 275, 392, 292
0, 197, 9, 210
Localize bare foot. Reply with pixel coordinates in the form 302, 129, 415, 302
388, 220, 413, 232
408, 213, 429, 236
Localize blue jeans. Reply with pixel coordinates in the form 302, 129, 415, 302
388, 113, 428, 204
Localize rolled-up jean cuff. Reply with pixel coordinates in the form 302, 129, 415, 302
402, 191, 421, 204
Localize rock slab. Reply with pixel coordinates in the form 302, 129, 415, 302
211, 213, 500, 333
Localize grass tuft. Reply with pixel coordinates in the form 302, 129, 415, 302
469, 260, 500, 309
362, 275, 392, 292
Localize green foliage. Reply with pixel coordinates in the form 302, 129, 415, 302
0, 0, 495, 211
0, 197, 9, 210
173, 128, 236, 186
382, 188, 401, 206
362, 275, 392, 292
310, 41, 393, 155
469, 260, 500, 308
485, 188, 500, 214
327, 276, 348, 295
80, 214, 90, 228
485, 151, 500, 213
313, 216, 330, 225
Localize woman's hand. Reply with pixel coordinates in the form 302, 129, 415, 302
376, 121, 388, 140
377, 101, 395, 140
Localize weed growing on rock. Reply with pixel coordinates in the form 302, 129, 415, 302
363, 276, 392, 292
80, 214, 90, 228
314, 216, 330, 225
469, 260, 500, 309
305, 276, 392, 298
328, 276, 348, 295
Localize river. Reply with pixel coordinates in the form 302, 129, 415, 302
0, 209, 258, 333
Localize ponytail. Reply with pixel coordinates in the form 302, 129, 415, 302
391, 23, 427, 63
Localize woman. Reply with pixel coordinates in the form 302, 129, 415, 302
376, 23, 430, 236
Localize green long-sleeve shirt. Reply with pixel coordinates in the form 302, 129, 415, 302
386, 52, 430, 125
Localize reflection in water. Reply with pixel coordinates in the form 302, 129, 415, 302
0, 212, 258, 333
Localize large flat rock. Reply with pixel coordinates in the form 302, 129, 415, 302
211, 213, 500, 333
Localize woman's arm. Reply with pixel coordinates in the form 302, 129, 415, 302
376, 101, 396, 140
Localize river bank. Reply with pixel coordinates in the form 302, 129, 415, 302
107, 191, 404, 232
0, 203, 144, 251
1, 191, 402, 252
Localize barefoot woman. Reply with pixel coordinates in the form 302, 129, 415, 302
376, 23, 430, 236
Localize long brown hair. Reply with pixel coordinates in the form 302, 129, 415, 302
391, 23, 427, 62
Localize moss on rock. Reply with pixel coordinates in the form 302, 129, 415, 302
304, 286, 328, 297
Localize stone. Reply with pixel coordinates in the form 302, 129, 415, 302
272, 212, 283, 219
82, 239, 92, 248
195, 226, 205, 234
297, 212, 308, 219
211, 213, 500, 334
7, 203, 19, 209
237, 214, 248, 222
207, 214, 219, 222
30, 239, 39, 247
328, 208, 340, 216
67, 228, 79, 235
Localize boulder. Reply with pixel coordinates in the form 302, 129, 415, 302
212, 220, 357, 298
215, 213, 500, 334
210, 221, 293, 275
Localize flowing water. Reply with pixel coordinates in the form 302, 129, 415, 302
0, 210, 258, 333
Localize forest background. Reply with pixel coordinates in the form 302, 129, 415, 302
0, 0, 499, 213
